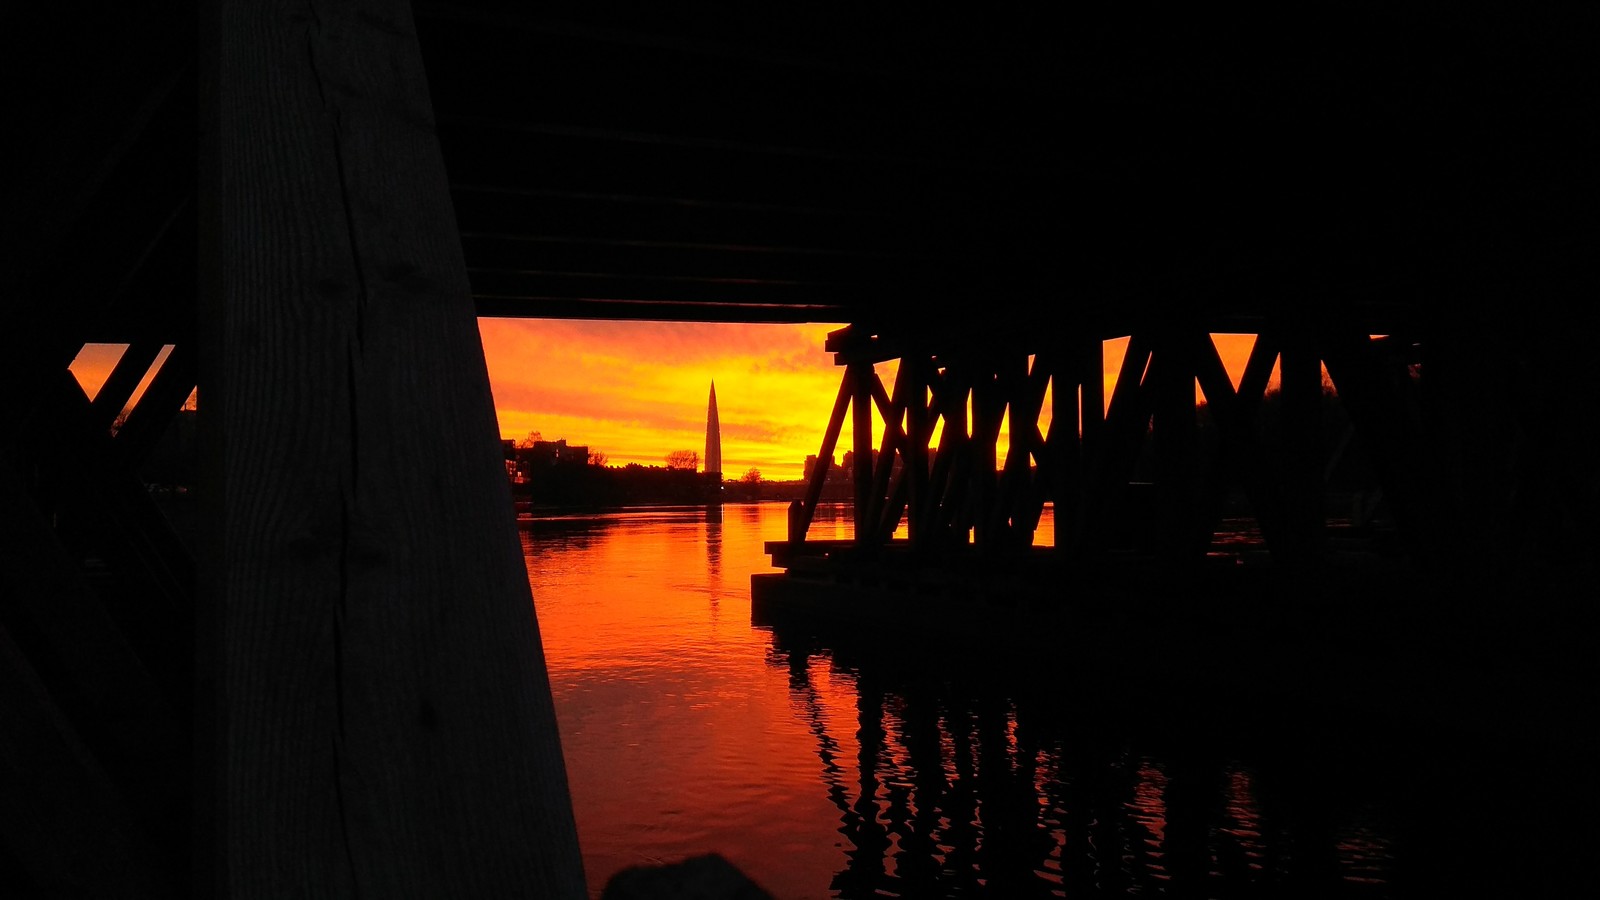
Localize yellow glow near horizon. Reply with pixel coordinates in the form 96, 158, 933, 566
67, 343, 178, 418
477, 321, 1270, 484
478, 318, 855, 481
70, 326, 1274, 484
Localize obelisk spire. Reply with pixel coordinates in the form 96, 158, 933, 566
704, 380, 722, 478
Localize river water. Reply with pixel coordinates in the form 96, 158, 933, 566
517, 500, 1574, 898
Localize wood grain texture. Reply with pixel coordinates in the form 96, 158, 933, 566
201, 0, 584, 895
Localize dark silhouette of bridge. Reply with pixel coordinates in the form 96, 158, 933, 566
4, 2, 1596, 897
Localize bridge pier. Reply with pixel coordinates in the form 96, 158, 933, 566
770, 318, 1505, 600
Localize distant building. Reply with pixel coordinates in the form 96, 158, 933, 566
840, 449, 877, 480
704, 380, 722, 479
510, 439, 589, 483
803, 453, 836, 481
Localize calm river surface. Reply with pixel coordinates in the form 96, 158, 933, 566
517, 501, 1570, 898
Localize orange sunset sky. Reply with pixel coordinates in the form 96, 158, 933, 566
69, 322, 1266, 483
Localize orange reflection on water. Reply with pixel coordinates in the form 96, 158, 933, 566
523, 501, 1402, 897
521, 505, 855, 896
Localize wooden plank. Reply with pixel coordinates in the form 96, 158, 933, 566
985, 354, 1034, 546
904, 356, 930, 545
797, 370, 855, 539
1192, 331, 1283, 553
90, 341, 166, 431
1151, 329, 1200, 563
1236, 331, 1279, 417
1054, 336, 1100, 550
969, 364, 1004, 547
924, 366, 969, 541
1042, 351, 1075, 550
867, 366, 910, 543
464, 233, 933, 296
1278, 330, 1325, 563
466, 267, 880, 307
200, 1, 585, 895
449, 185, 928, 258
1008, 351, 1055, 543
1321, 329, 1432, 563
935, 364, 980, 542
111, 341, 198, 471
1071, 333, 1151, 557
850, 361, 875, 539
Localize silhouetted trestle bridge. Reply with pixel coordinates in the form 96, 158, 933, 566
751, 314, 1585, 641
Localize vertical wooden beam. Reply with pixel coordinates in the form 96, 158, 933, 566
928, 365, 970, 542
199, 1, 585, 895
969, 360, 1009, 549
869, 364, 916, 544
1322, 330, 1431, 564
1057, 335, 1100, 553
1192, 331, 1282, 553
919, 365, 960, 543
1073, 334, 1151, 558
1041, 349, 1072, 550
1417, 326, 1474, 559
904, 355, 930, 546
1278, 329, 1325, 565
850, 361, 874, 541
864, 369, 903, 543
1079, 336, 1106, 456
1151, 327, 1199, 565
997, 353, 1048, 547
1011, 352, 1054, 544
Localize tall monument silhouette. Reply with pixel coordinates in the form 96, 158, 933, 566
705, 380, 722, 479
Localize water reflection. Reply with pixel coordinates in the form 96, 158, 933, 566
765, 621, 1401, 899
521, 501, 1585, 898
707, 519, 722, 588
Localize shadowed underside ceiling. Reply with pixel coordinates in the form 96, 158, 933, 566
6, 2, 1596, 350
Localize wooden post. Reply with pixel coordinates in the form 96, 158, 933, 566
865, 368, 903, 543
110, 341, 197, 471
1073, 333, 1150, 558
1322, 329, 1430, 565
1041, 349, 1072, 550
1193, 331, 1282, 554
935, 366, 974, 542
850, 361, 874, 541
905, 355, 929, 546
90, 341, 166, 431
1058, 335, 1100, 553
1151, 327, 1198, 565
970, 365, 1003, 548
1008, 352, 1053, 544
797, 370, 854, 540
199, 1, 585, 895
1278, 329, 1325, 565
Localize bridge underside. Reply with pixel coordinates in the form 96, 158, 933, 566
4, 1, 1598, 896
